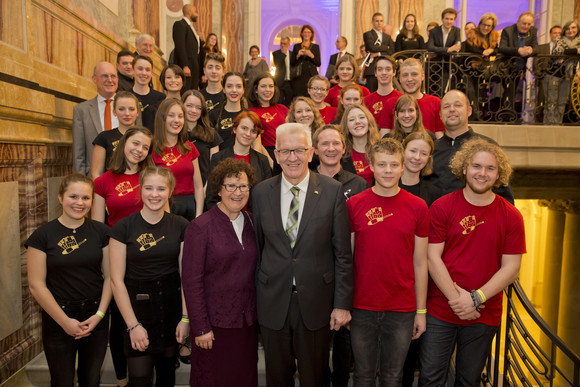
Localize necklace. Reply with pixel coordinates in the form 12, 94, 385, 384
58, 216, 84, 234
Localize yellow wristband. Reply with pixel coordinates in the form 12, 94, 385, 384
416, 309, 427, 314
476, 289, 486, 303
181, 318, 190, 323
96, 310, 105, 319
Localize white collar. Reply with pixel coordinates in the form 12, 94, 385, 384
281, 171, 310, 194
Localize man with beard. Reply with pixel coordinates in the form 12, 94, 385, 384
173, 4, 203, 90
424, 90, 514, 203
419, 137, 525, 386
382, 58, 445, 138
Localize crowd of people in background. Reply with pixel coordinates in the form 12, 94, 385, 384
30, 3, 580, 386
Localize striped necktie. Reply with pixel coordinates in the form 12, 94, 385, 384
285, 186, 300, 248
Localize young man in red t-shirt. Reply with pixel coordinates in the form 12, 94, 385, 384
419, 139, 526, 386
347, 138, 429, 386
381, 58, 445, 138
364, 56, 403, 133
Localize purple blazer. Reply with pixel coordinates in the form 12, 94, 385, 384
182, 205, 258, 336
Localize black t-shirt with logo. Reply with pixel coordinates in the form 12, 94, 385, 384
25, 219, 109, 302
109, 211, 188, 281
93, 128, 123, 171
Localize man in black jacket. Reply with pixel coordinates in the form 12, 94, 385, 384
272, 36, 293, 106
363, 13, 394, 93
172, 4, 203, 90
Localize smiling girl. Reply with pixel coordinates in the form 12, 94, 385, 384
388, 95, 436, 143
307, 75, 337, 124
210, 72, 248, 150
340, 104, 380, 185
27, 174, 111, 387
152, 98, 204, 220
109, 167, 190, 387
159, 64, 185, 100
91, 92, 141, 180
325, 55, 370, 107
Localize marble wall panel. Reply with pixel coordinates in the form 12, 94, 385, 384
355, 0, 379, 62
390, 0, 423, 35
196, 0, 213, 40
0, 182, 22, 341
132, 0, 160, 46
0, 0, 25, 50
222, 0, 243, 73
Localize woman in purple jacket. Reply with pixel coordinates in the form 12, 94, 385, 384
182, 158, 259, 387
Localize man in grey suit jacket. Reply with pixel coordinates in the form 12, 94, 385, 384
72, 61, 118, 176
252, 123, 353, 387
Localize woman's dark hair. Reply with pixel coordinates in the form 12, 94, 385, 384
334, 83, 364, 122
247, 73, 279, 106
152, 98, 191, 157
182, 90, 214, 143
249, 45, 261, 55
399, 14, 422, 39
159, 64, 185, 91
215, 72, 247, 131
209, 158, 257, 199
108, 126, 154, 174
58, 174, 94, 197
391, 94, 426, 143
300, 25, 315, 42
203, 33, 220, 53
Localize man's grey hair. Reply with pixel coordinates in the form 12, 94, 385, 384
276, 123, 312, 148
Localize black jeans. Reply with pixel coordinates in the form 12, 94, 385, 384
42, 299, 109, 387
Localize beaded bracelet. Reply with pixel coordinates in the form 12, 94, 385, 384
96, 310, 105, 319
127, 322, 142, 333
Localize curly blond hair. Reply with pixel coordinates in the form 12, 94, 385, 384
449, 138, 512, 188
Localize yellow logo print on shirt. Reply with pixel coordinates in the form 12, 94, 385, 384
58, 235, 87, 255
137, 233, 165, 251
372, 101, 383, 114
112, 140, 120, 152
221, 117, 234, 130
353, 160, 365, 174
460, 215, 484, 235
116, 181, 139, 197
262, 112, 277, 123
206, 100, 218, 111
365, 207, 393, 226
162, 152, 181, 167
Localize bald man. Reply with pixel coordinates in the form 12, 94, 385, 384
72, 62, 119, 175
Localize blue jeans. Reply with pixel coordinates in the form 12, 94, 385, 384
350, 308, 415, 387
42, 299, 109, 387
418, 314, 498, 387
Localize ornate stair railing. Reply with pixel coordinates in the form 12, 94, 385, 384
390, 50, 580, 124
482, 280, 579, 386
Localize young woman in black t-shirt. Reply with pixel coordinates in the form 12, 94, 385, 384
26, 174, 111, 387
110, 167, 189, 387
209, 72, 248, 150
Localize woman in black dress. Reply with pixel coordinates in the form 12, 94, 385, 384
395, 14, 426, 54
291, 24, 321, 97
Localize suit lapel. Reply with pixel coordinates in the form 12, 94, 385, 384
295, 173, 322, 243
88, 97, 102, 135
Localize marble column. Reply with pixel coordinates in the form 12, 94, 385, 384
555, 202, 580, 386
537, 200, 566, 354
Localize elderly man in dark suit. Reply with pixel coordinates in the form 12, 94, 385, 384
252, 123, 353, 387
273, 36, 293, 106
72, 61, 118, 176
363, 12, 395, 93
426, 8, 462, 96
172, 4, 202, 90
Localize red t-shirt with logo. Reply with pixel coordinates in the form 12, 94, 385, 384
94, 171, 142, 227
249, 104, 289, 147
382, 93, 445, 133
348, 188, 429, 311
364, 89, 404, 129
152, 141, 200, 196
350, 149, 374, 186
428, 190, 526, 326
